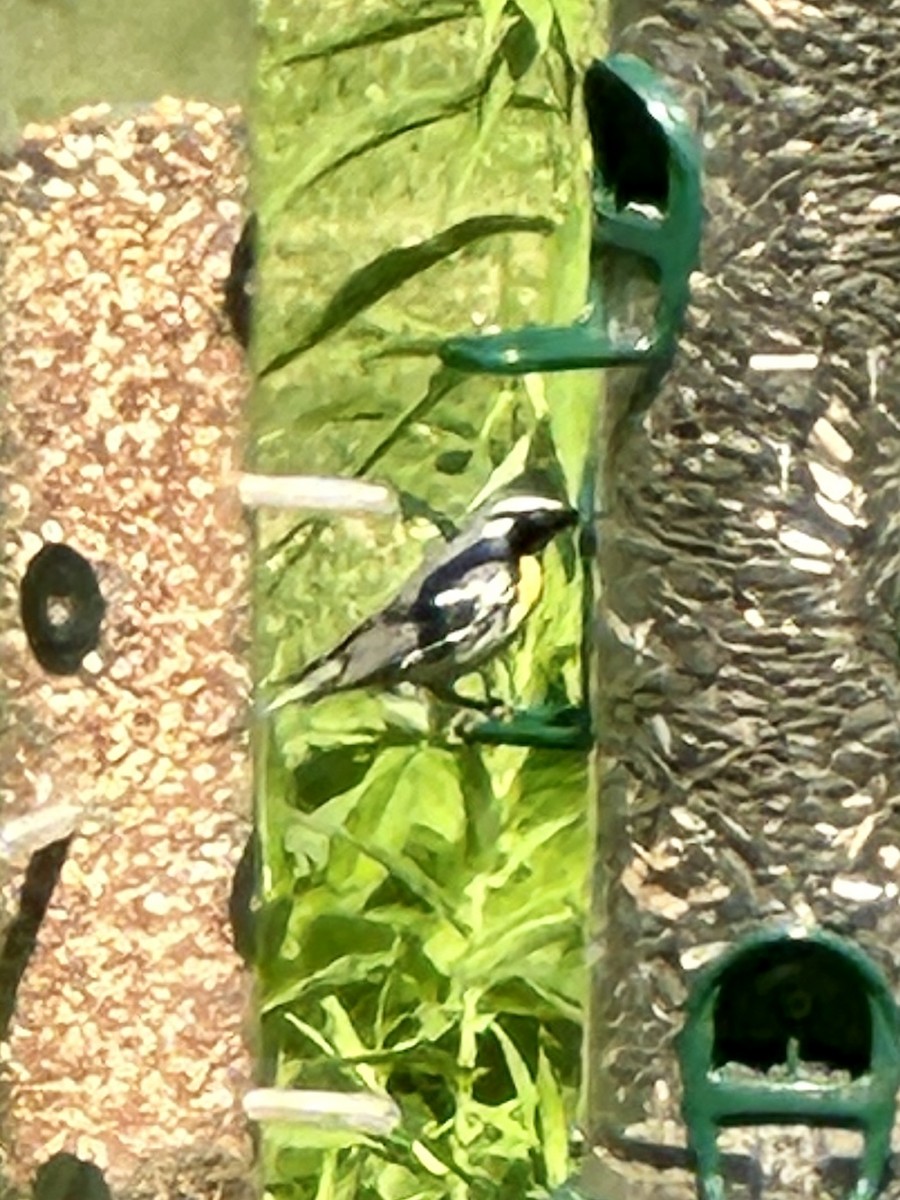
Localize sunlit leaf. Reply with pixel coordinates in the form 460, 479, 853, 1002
536, 1046, 570, 1185
476, 0, 508, 47
514, 0, 554, 49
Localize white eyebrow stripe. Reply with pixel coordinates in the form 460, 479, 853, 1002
484, 494, 565, 516
482, 517, 515, 539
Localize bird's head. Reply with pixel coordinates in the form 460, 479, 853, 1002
478, 493, 578, 555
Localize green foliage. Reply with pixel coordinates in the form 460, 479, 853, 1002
259, 740, 587, 1199
250, 0, 603, 1195
254, 513, 588, 1199
249, 0, 599, 488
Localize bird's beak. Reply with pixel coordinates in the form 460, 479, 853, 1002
539, 503, 579, 534
518, 502, 578, 553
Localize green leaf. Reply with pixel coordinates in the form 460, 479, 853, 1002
278, 1, 474, 64
269, 82, 484, 215
468, 433, 531, 509
476, 0, 508, 47
320, 995, 383, 1090
486, 813, 579, 892
403, 748, 467, 845
536, 1047, 570, 1185
449, 61, 515, 205
261, 214, 555, 377
346, 746, 421, 850
551, 0, 602, 64
284, 1012, 339, 1058
515, 0, 554, 49
490, 1021, 538, 1121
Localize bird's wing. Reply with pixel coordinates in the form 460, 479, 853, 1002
326, 609, 422, 690
336, 546, 511, 680
265, 608, 418, 710
266, 530, 507, 711
407, 563, 481, 648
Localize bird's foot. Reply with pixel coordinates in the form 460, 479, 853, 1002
452, 703, 591, 750
429, 685, 504, 714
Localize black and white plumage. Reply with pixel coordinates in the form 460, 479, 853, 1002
265, 493, 577, 713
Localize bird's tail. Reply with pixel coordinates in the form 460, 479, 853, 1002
260, 655, 345, 716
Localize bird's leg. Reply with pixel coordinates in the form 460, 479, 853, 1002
427, 683, 505, 713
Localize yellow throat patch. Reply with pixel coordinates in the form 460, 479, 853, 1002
510, 555, 543, 632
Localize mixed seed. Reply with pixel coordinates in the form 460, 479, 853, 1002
0, 98, 253, 1197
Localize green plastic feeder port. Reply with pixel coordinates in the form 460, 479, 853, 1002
678, 930, 900, 1200
439, 54, 703, 376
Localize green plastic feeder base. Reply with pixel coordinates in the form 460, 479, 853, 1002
439, 54, 702, 379
463, 703, 591, 750
679, 929, 900, 1200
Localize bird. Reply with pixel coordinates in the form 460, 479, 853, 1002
264, 492, 577, 714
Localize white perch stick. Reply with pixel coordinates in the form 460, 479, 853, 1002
0, 804, 83, 865
239, 474, 398, 515
242, 1088, 401, 1136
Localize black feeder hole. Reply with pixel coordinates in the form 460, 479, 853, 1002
20, 542, 105, 675
229, 830, 259, 965
583, 60, 671, 215
32, 1152, 112, 1200
223, 212, 257, 349
712, 939, 871, 1078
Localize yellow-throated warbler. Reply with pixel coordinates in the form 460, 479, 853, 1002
265, 493, 576, 713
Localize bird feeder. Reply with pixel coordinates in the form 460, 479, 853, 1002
0, 10, 254, 1194
577, 6, 900, 1200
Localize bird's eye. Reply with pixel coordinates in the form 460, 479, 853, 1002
19, 543, 106, 675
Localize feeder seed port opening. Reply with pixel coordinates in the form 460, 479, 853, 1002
439, 54, 703, 377
678, 929, 900, 1200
